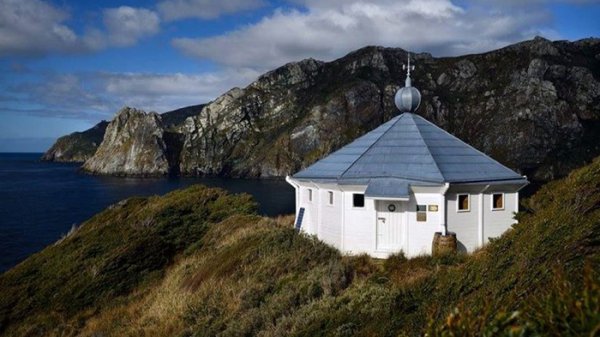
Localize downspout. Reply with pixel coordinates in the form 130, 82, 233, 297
339, 185, 346, 252
478, 184, 490, 246
440, 183, 450, 235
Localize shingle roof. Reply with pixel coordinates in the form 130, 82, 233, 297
293, 113, 526, 184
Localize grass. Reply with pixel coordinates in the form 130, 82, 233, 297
1, 157, 599, 336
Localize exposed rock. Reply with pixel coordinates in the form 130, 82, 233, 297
48, 37, 600, 184
41, 121, 108, 162
82, 107, 171, 176
42, 105, 204, 163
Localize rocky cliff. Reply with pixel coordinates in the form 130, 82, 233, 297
41, 121, 108, 162
41, 105, 204, 164
82, 107, 172, 176
48, 37, 600, 181
178, 36, 600, 181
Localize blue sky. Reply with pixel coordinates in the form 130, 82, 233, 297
0, 0, 599, 152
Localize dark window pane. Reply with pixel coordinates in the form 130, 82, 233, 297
458, 194, 469, 210
353, 194, 365, 207
493, 193, 503, 209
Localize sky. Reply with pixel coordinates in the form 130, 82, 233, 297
0, 0, 599, 152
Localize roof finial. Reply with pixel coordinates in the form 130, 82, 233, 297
395, 52, 421, 113
402, 52, 415, 87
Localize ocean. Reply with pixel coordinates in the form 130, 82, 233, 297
0, 153, 295, 273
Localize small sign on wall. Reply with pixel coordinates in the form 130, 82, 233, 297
428, 204, 439, 212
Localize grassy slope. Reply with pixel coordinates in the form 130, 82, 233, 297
1, 159, 599, 336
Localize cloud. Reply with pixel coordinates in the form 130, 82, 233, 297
103, 6, 161, 47
0, 0, 80, 56
100, 69, 260, 112
0, 68, 260, 122
172, 0, 554, 69
157, 0, 265, 21
0, 0, 160, 56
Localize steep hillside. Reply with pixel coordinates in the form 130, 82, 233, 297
45, 37, 600, 180
0, 186, 257, 336
161, 104, 205, 129
1, 157, 599, 336
41, 105, 205, 164
82, 107, 173, 176
41, 121, 108, 162
179, 37, 600, 180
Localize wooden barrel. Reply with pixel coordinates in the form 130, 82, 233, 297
432, 232, 457, 256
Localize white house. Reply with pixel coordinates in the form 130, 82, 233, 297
286, 56, 528, 258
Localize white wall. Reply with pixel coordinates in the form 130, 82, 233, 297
318, 187, 343, 249
447, 192, 481, 252
289, 179, 521, 258
406, 192, 443, 257
447, 184, 521, 252
483, 192, 518, 242
340, 187, 375, 255
297, 185, 318, 235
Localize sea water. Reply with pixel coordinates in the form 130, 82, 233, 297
0, 153, 295, 272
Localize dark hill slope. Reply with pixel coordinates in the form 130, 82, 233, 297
41, 121, 108, 162
161, 104, 205, 129
1, 157, 599, 336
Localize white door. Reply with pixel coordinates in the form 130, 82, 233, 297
376, 201, 403, 251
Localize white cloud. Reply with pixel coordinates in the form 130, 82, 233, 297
172, 0, 554, 69
1, 68, 260, 122
158, 0, 265, 21
0, 0, 160, 56
101, 69, 259, 112
0, 0, 80, 56
103, 6, 160, 47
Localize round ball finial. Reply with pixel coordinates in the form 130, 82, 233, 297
394, 85, 421, 113
394, 52, 421, 113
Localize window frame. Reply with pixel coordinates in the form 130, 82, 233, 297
416, 204, 427, 222
457, 193, 471, 212
308, 188, 313, 202
492, 193, 505, 211
352, 193, 365, 208
328, 191, 334, 206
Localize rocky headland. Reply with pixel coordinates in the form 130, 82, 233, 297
44, 37, 600, 182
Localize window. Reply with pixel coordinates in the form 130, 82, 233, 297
308, 189, 313, 202
492, 193, 504, 210
416, 204, 427, 222
328, 191, 334, 205
353, 194, 365, 208
457, 194, 470, 212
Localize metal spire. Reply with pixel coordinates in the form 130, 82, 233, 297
402, 52, 415, 87
395, 52, 421, 113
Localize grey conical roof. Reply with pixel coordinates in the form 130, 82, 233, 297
293, 113, 526, 184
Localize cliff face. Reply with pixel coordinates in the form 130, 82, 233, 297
82, 107, 171, 176
41, 121, 108, 162
46, 37, 600, 181
178, 37, 600, 181
41, 105, 204, 164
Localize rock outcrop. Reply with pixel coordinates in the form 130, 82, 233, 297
176, 37, 600, 181
82, 107, 171, 176
41, 121, 108, 162
47, 37, 600, 182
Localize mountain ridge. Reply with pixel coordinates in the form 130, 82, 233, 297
44, 37, 600, 183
